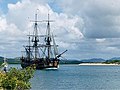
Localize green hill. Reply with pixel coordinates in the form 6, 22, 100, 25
0, 56, 20, 64
60, 59, 82, 64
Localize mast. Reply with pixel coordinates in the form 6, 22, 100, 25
28, 35, 31, 61
44, 13, 54, 59
34, 13, 38, 59
30, 13, 40, 60
47, 13, 51, 59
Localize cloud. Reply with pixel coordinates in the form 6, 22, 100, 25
0, 0, 84, 58
96, 38, 106, 43
57, 0, 120, 38
0, 16, 22, 39
1, 0, 120, 59
82, 0, 120, 38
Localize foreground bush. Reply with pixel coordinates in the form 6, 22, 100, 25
0, 67, 35, 90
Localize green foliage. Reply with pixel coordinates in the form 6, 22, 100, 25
0, 66, 35, 90
1, 76, 17, 90
15, 80, 31, 90
105, 60, 120, 64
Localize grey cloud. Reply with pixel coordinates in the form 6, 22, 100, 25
57, 0, 120, 38
84, 2, 120, 38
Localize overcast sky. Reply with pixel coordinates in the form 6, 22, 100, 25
0, 0, 120, 59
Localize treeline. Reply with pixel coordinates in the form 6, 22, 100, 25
104, 60, 120, 64
59, 60, 82, 64
0, 57, 20, 64
0, 57, 82, 64
1, 56, 120, 64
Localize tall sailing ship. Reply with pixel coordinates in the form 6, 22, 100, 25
20, 13, 67, 69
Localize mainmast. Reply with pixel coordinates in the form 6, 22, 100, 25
46, 13, 51, 59
44, 13, 54, 59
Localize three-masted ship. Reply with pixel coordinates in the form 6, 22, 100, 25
20, 13, 67, 69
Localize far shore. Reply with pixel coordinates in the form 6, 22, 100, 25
79, 63, 120, 66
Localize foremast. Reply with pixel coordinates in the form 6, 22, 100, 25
28, 13, 40, 60
33, 13, 39, 60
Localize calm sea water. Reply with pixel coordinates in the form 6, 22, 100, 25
9, 64, 120, 90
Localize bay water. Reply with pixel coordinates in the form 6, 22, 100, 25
9, 64, 120, 90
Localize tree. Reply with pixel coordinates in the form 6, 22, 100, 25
0, 66, 35, 90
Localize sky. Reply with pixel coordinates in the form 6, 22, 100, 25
0, 0, 120, 60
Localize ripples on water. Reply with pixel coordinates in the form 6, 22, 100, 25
9, 64, 120, 90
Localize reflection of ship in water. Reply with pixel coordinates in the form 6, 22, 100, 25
20, 13, 67, 69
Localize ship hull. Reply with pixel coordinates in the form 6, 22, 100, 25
20, 58, 59, 70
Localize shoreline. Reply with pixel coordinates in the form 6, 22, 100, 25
79, 63, 120, 66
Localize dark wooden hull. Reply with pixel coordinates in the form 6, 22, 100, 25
20, 58, 59, 70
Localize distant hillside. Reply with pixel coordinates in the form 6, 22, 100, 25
104, 60, 120, 64
60, 59, 82, 64
80, 58, 105, 63
7, 58, 20, 64
0, 56, 20, 64
0, 56, 4, 63
108, 57, 120, 61
1, 56, 120, 64
0, 56, 82, 64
